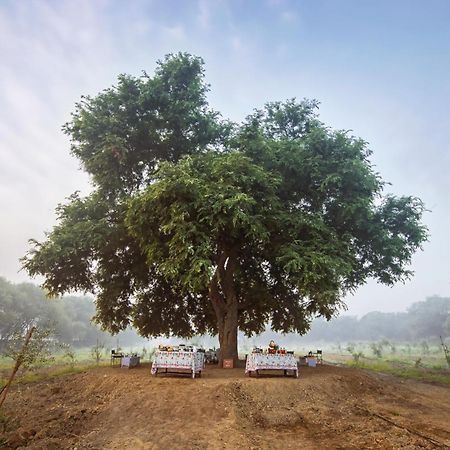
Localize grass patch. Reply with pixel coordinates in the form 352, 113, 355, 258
0, 361, 110, 389
346, 359, 450, 385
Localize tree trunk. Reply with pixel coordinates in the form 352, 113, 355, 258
217, 301, 238, 367
209, 250, 239, 368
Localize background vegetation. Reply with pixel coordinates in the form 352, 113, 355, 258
1, 276, 448, 349
0, 277, 142, 352
1, 276, 448, 387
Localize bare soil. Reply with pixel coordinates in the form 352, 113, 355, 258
2, 364, 450, 449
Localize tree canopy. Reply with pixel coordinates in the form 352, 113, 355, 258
22, 53, 428, 365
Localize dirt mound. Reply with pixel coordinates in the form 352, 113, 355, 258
2, 364, 449, 449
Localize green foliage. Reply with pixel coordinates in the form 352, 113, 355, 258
148, 347, 156, 360
370, 342, 383, 358
352, 351, 364, 362
2, 327, 56, 370
90, 340, 105, 365
1, 362, 109, 389
408, 297, 450, 339
346, 343, 355, 353
61, 344, 77, 368
0, 277, 141, 349
22, 53, 428, 349
421, 341, 430, 353
64, 53, 225, 195
0, 277, 60, 351
445, 316, 450, 336
344, 343, 364, 362
346, 359, 450, 386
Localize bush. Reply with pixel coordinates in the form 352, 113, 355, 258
3, 327, 57, 371
91, 340, 105, 365
370, 342, 383, 358
421, 341, 429, 353
61, 344, 77, 368
352, 351, 364, 362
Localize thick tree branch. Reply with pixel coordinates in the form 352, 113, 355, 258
208, 266, 226, 320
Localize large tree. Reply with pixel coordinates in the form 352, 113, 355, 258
23, 53, 427, 365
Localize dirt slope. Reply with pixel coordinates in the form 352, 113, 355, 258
2, 364, 450, 449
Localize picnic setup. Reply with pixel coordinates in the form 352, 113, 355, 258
245, 340, 298, 378
151, 344, 205, 379
298, 350, 323, 367
134, 340, 324, 379
110, 340, 323, 379
110, 350, 141, 369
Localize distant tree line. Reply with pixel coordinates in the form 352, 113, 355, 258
0, 277, 141, 350
301, 296, 450, 342
1, 277, 448, 349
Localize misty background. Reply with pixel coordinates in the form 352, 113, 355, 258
1, 278, 449, 352
1, 0, 450, 321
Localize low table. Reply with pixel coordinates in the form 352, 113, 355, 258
121, 355, 140, 368
245, 353, 298, 377
151, 351, 205, 379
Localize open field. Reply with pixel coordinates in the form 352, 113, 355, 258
1, 363, 450, 449
281, 342, 450, 385
323, 352, 450, 386
2, 342, 449, 390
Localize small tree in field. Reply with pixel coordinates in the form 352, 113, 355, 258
421, 341, 429, 354
22, 53, 428, 367
2, 327, 56, 370
0, 326, 57, 408
61, 343, 77, 368
91, 339, 105, 365
346, 343, 356, 354
352, 351, 364, 363
370, 342, 383, 358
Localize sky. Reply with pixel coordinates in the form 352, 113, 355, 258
1, 0, 450, 317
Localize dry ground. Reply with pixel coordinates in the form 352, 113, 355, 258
2, 363, 450, 449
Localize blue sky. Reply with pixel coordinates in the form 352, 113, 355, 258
1, 0, 450, 316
